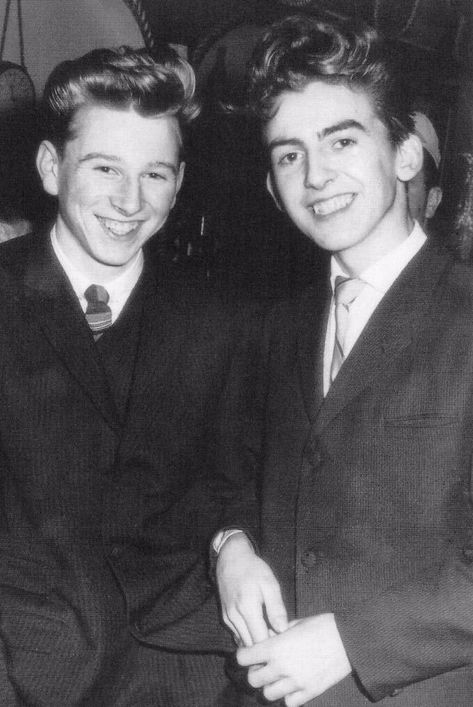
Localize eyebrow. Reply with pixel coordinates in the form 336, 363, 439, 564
79, 153, 178, 174
321, 119, 366, 138
268, 119, 367, 152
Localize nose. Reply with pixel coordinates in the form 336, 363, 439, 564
304, 153, 335, 191
111, 177, 142, 216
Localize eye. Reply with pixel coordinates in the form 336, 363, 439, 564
94, 165, 117, 175
147, 171, 166, 180
333, 137, 355, 150
278, 151, 302, 166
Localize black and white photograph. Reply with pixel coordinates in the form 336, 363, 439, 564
0, 1, 472, 705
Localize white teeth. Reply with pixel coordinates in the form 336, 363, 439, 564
312, 194, 354, 216
98, 217, 139, 236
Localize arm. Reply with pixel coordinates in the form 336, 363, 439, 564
214, 304, 291, 647
121, 301, 270, 652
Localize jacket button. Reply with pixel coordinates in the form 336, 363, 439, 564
301, 550, 318, 568
462, 547, 473, 563
109, 545, 123, 559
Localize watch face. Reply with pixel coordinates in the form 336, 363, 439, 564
0, 64, 35, 114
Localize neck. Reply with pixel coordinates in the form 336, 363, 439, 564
336, 200, 414, 277
55, 218, 142, 284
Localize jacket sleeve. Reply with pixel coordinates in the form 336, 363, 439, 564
116, 303, 267, 653
336, 545, 473, 701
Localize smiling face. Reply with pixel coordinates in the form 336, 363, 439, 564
264, 81, 421, 274
37, 104, 184, 280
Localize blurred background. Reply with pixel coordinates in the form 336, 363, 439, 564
0, 0, 472, 297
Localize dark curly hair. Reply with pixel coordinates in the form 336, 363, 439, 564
248, 14, 414, 146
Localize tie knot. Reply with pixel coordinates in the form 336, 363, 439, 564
334, 276, 365, 309
84, 284, 110, 306
84, 284, 112, 335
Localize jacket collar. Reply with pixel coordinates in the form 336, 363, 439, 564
296, 240, 451, 434
20, 230, 122, 434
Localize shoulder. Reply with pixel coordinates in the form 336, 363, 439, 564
0, 231, 44, 280
433, 244, 473, 307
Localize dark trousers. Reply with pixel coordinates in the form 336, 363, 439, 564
111, 645, 239, 706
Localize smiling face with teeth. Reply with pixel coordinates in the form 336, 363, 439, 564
264, 81, 422, 275
36, 104, 184, 280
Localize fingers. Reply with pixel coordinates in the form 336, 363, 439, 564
285, 690, 309, 707
247, 663, 278, 688
216, 541, 288, 647
229, 564, 287, 644
237, 640, 268, 666
223, 607, 268, 646
248, 668, 299, 703
223, 609, 254, 647
222, 587, 275, 645
247, 618, 270, 646
262, 578, 289, 633
248, 665, 299, 704
263, 678, 297, 703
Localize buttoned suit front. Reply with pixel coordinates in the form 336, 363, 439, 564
0, 230, 243, 705
239, 239, 473, 706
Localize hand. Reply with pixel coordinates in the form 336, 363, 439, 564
237, 613, 351, 706
216, 533, 288, 646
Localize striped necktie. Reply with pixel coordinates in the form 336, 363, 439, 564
330, 275, 365, 384
84, 284, 112, 338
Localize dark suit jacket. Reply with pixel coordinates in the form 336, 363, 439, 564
240, 239, 473, 706
0, 230, 247, 705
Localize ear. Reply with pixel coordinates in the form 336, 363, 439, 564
171, 161, 185, 209
266, 172, 284, 211
176, 161, 185, 193
395, 133, 423, 183
36, 141, 60, 196
425, 186, 443, 220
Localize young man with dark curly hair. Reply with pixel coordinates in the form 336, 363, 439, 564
216, 15, 473, 707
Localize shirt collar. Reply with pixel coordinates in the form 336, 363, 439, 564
330, 221, 427, 294
50, 224, 144, 307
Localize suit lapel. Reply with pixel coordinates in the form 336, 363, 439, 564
116, 262, 181, 458
22, 233, 122, 434
313, 241, 451, 436
296, 277, 331, 422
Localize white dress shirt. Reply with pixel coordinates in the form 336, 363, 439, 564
50, 226, 144, 323
323, 222, 427, 395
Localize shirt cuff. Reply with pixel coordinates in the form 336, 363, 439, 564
212, 528, 245, 555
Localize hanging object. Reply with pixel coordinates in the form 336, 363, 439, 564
0, 59, 34, 115
121, 0, 156, 53
0, 0, 34, 115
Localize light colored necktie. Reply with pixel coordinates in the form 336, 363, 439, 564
84, 284, 112, 338
330, 275, 365, 383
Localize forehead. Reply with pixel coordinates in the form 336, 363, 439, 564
66, 104, 182, 163
264, 80, 385, 144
